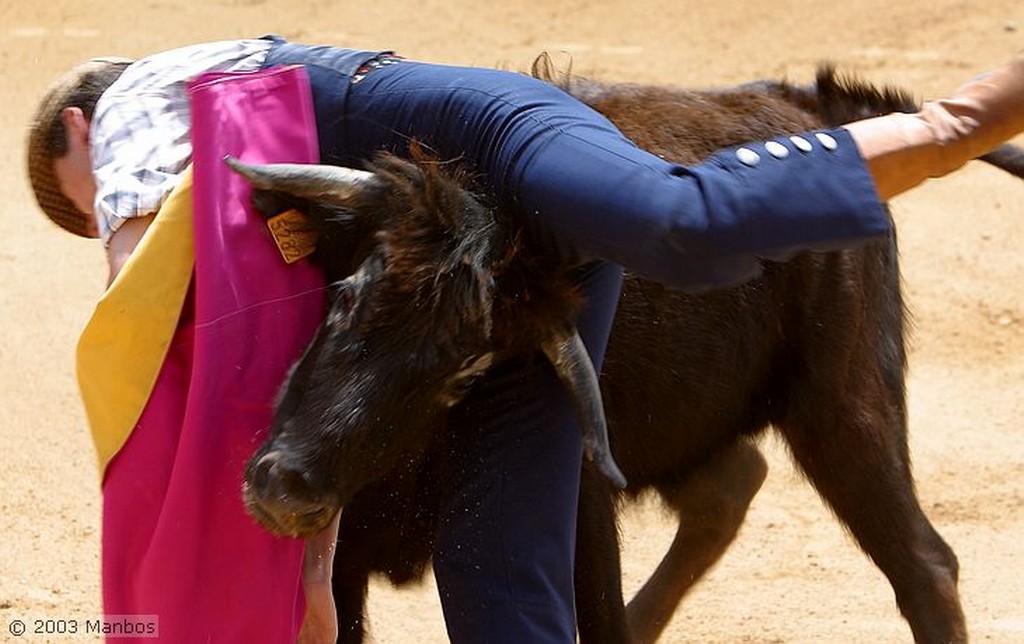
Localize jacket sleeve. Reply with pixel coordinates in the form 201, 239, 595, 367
512, 125, 890, 292
338, 63, 891, 292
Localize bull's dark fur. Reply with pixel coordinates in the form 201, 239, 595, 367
247, 65, 989, 643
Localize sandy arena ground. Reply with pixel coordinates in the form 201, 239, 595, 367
1, 0, 1022, 642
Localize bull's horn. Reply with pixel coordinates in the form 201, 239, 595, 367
541, 328, 627, 489
224, 156, 381, 206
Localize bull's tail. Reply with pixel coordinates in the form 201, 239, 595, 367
811, 64, 1024, 180
977, 144, 1024, 177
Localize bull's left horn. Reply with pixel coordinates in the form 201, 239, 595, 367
224, 156, 381, 207
541, 328, 627, 489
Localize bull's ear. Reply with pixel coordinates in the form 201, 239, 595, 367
251, 189, 310, 221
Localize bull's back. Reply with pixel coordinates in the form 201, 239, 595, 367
568, 79, 823, 163
579, 80, 907, 486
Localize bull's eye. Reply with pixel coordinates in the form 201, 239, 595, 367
326, 255, 381, 327
335, 284, 356, 312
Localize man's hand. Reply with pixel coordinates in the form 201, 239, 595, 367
297, 509, 341, 643
298, 578, 338, 644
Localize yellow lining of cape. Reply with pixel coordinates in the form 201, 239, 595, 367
77, 168, 195, 479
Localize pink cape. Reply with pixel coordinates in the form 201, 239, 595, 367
100, 66, 325, 642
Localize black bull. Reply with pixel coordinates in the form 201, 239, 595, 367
231, 64, 1024, 643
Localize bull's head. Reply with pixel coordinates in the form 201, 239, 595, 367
228, 152, 624, 538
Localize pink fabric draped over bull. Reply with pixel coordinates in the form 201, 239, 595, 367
100, 66, 325, 642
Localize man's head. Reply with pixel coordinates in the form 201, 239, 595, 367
27, 58, 133, 237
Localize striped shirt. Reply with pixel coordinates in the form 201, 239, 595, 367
90, 39, 273, 244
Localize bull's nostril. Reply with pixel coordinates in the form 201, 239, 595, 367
257, 450, 284, 467
250, 450, 284, 490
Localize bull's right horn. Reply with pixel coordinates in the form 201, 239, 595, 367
541, 327, 628, 489
224, 156, 382, 207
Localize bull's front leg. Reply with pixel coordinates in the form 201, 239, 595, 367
331, 454, 442, 643
331, 503, 378, 644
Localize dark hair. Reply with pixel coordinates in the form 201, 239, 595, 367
44, 61, 132, 157
28, 58, 134, 237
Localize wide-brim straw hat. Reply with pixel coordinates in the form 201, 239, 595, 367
27, 57, 133, 237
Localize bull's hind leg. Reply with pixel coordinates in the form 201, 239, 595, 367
777, 386, 965, 643
625, 439, 768, 643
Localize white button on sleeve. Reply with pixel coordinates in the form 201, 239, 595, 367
736, 147, 761, 167
765, 140, 790, 159
815, 132, 839, 151
789, 135, 813, 153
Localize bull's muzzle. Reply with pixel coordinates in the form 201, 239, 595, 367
242, 450, 339, 538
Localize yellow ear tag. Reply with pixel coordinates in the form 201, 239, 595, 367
266, 209, 318, 264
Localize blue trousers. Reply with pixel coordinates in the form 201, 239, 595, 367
433, 260, 622, 643
264, 41, 890, 642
